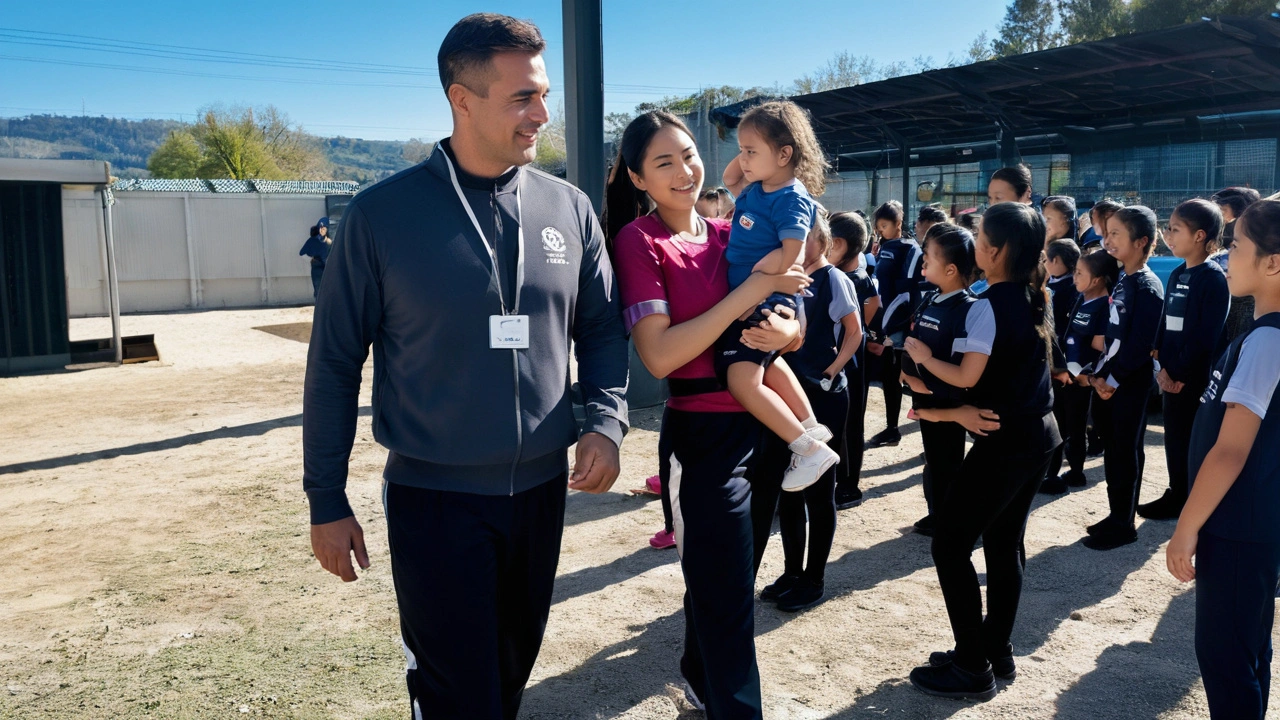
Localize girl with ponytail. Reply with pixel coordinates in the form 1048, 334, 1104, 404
905, 201, 1061, 702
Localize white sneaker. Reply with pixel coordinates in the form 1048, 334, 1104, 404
805, 424, 833, 443
783, 442, 839, 492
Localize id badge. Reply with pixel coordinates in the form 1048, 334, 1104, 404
490, 315, 530, 349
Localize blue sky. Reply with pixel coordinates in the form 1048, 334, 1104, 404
1, 0, 1007, 141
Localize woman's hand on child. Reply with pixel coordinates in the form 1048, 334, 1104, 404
1053, 371, 1071, 386
740, 306, 799, 351
1166, 525, 1197, 582
903, 337, 932, 364
955, 406, 1001, 436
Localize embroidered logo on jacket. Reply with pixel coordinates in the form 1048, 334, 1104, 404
541, 227, 568, 265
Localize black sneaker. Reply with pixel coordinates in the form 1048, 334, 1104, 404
1082, 524, 1138, 551
1086, 516, 1119, 537
1137, 490, 1184, 520
1086, 440, 1104, 458
759, 572, 800, 602
835, 486, 864, 510
865, 428, 901, 449
776, 579, 826, 612
909, 661, 997, 701
1038, 476, 1068, 495
928, 649, 1016, 681
913, 515, 936, 537
1063, 470, 1087, 487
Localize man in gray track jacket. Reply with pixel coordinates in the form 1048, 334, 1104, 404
303, 13, 628, 720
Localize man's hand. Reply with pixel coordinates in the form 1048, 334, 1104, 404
311, 516, 370, 582
569, 432, 620, 494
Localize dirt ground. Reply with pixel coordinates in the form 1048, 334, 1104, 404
0, 306, 1268, 719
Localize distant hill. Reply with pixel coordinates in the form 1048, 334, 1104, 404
0, 114, 425, 184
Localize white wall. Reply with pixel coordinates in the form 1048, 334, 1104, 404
62, 191, 329, 317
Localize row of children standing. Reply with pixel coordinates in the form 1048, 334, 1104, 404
856, 168, 1278, 715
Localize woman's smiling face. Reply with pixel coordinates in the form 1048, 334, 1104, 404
628, 125, 703, 214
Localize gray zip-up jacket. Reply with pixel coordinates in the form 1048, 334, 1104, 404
303, 140, 629, 524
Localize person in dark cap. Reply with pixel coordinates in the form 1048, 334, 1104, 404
299, 216, 332, 299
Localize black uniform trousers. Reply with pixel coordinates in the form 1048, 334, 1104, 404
1046, 383, 1093, 480
879, 348, 904, 431
665, 408, 764, 720
1195, 533, 1280, 720
1161, 385, 1203, 501
776, 377, 849, 584
1100, 373, 1154, 525
837, 355, 867, 495
920, 418, 967, 517
931, 413, 1060, 671
384, 475, 567, 720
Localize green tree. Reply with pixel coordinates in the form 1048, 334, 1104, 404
1060, 0, 1132, 42
991, 0, 1067, 57
147, 130, 202, 178
533, 103, 567, 176
401, 138, 434, 164
146, 105, 330, 180
793, 52, 912, 94
1131, 0, 1275, 32
960, 31, 998, 64
605, 112, 634, 144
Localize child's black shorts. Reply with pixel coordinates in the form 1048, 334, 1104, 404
713, 292, 800, 384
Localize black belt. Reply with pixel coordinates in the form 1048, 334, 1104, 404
668, 377, 726, 397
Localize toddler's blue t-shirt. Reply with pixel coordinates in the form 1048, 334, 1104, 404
725, 180, 818, 288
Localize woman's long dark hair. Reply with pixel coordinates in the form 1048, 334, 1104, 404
980, 202, 1053, 361
602, 110, 695, 251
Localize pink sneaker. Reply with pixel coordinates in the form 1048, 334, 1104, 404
649, 529, 676, 549
645, 475, 661, 495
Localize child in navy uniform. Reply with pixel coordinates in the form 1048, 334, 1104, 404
1088, 206, 1165, 550
828, 212, 879, 509
720, 100, 838, 492
1040, 251, 1118, 494
1167, 199, 1280, 720
902, 224, 981, 536
866, 200, 925, 448
1139, 199, 1230, 520
761, 214, 865, 612
906, 202, 1061, 701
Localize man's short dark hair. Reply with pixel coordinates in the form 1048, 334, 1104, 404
438, 13, 546, 98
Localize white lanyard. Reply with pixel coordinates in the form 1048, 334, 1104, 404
441, 149, 525, 315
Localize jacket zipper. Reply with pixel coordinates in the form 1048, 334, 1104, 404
495, 183, 523, 497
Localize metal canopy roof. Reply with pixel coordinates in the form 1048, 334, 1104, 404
713, 16, 1280, 166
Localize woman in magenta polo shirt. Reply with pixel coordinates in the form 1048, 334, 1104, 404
605, 110, 807, 720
